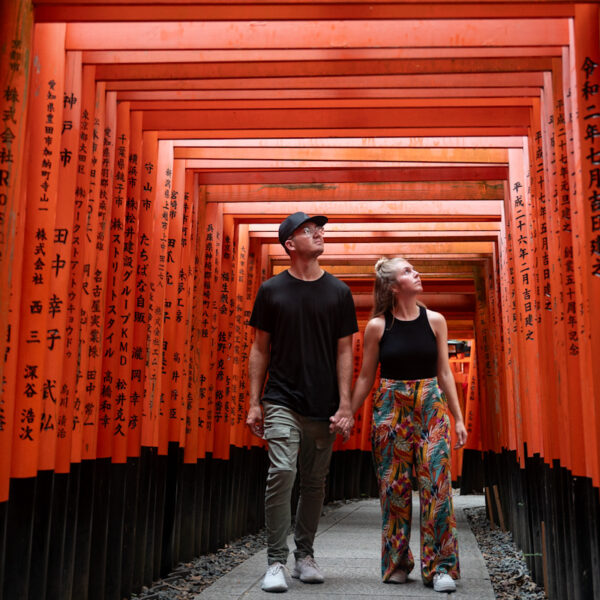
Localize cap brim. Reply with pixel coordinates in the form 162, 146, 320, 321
301, 215, 328, 227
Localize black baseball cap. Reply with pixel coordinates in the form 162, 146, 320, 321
278, 212, 328, 246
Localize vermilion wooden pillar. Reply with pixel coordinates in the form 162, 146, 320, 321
43, 50, 82, 474
98, 100, 131, 462
185, 177, 205, 464
572, 4, 600, 489
144, 139, 172, 453
0, 0, 33, 415
128, 129, 157, 459
162, 155, 185, 451
230, 222, 250, 449
11, 22, 66, 480
124, 110, 143, 460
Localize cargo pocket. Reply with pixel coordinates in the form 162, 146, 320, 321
264, 425, 300, 471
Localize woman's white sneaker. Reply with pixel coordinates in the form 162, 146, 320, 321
261, 562, 288, 592
433, 573, 456, 592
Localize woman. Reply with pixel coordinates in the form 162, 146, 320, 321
350, 257, 467, 593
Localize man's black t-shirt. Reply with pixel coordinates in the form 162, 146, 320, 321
249, 270, 358, 420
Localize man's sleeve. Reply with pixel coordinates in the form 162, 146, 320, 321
248, 284, 272, 332
338, 287, 359, 338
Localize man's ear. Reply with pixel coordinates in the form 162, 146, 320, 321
284, 238, 295, 253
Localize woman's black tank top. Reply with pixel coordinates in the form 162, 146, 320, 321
379, 305, 439, 380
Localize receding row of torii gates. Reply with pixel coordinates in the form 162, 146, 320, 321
0, 1, 599, 600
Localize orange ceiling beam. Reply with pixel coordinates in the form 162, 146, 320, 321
92, 57, 554, 80
174, 147, 507, 163
64, 19, 568, 50
158, 128, 528, 139
142, 106, 532, 130
219, 200, 502, 218
117, 88, 541, 101
211, 181, 504, 202
81, 47, 563, 65
35, 2, 575, 22
106, 72, 545, 90
190, 166, 510, 184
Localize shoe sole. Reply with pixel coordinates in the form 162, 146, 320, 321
291, 572, 324, 583
261, 584, 288, 592
434, 584, 456, 592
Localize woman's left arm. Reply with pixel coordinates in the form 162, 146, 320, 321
428, 310, 468, 449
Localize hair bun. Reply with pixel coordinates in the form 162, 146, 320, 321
374, 257, 388, 272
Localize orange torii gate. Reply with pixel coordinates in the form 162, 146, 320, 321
1, 2, 599, 600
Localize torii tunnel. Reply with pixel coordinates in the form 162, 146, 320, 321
1, 1, 600, 599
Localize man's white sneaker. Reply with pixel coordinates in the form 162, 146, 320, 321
433, 572, 456, 593
292, 556, 325, 583
261, 562, 288, 593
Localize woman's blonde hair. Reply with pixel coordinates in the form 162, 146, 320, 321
372, 257, 425, 318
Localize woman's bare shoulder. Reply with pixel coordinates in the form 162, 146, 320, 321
365, 315, 386, 339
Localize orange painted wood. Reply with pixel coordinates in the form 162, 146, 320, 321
67, 66, 97, 465
123, 110, 143, 458
11, 23, 66, 479
129, 130, 158, 452
0, 0, 34, 426
162, 156, 186, 448
142, 107, 532, 131
241, 235, 265, 451
554, 51, 586, 479
94, 57, 553, 81
571, 4, 600, 487
85, 89, 117, 460
185, 177, 207, 463
175, 146, 507, 163
107, 71, 544, 91
526, 98, 557, 463
177, 169, 197, 451
146, 140, 172, 453
219, 199, 502, 219
0, 184, 26, 498
195, 201, 222, 458
35, 2, 575, 23
83, 47, 561, 66
230, 222, 250, 448
205, 181, 505, 203
157, 128, 529, 140
74, 79, 107, 461
508, 147, 543, 459
49, 50, 82, 473
118, 88, 540, 103
98, 100, 131, 462
193, 167, 510, 186
212, 213, 235, 460
64, 20, 569, 51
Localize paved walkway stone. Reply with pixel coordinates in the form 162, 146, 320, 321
195, 494, 494, 599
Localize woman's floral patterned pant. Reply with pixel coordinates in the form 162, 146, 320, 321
371, 377, 460, 584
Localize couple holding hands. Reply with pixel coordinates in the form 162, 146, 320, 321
246, 212, 467, 594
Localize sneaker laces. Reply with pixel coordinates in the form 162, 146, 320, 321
301, 556, 319, 569
267, 562, 289, 576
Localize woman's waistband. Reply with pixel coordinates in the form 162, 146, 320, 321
379, 376, 438, 385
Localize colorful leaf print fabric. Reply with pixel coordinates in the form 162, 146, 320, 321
371, 377, 460, 584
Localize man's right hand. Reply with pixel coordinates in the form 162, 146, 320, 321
246, 405, 264, 438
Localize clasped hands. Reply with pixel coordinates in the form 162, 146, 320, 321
245, 405, 355, 442
329, 408, 354, 442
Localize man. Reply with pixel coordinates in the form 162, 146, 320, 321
246, 211, 358, 593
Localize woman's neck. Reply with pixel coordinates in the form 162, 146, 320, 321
392, 296, 420, 321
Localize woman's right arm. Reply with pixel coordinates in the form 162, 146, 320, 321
350, 317, 384, 413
